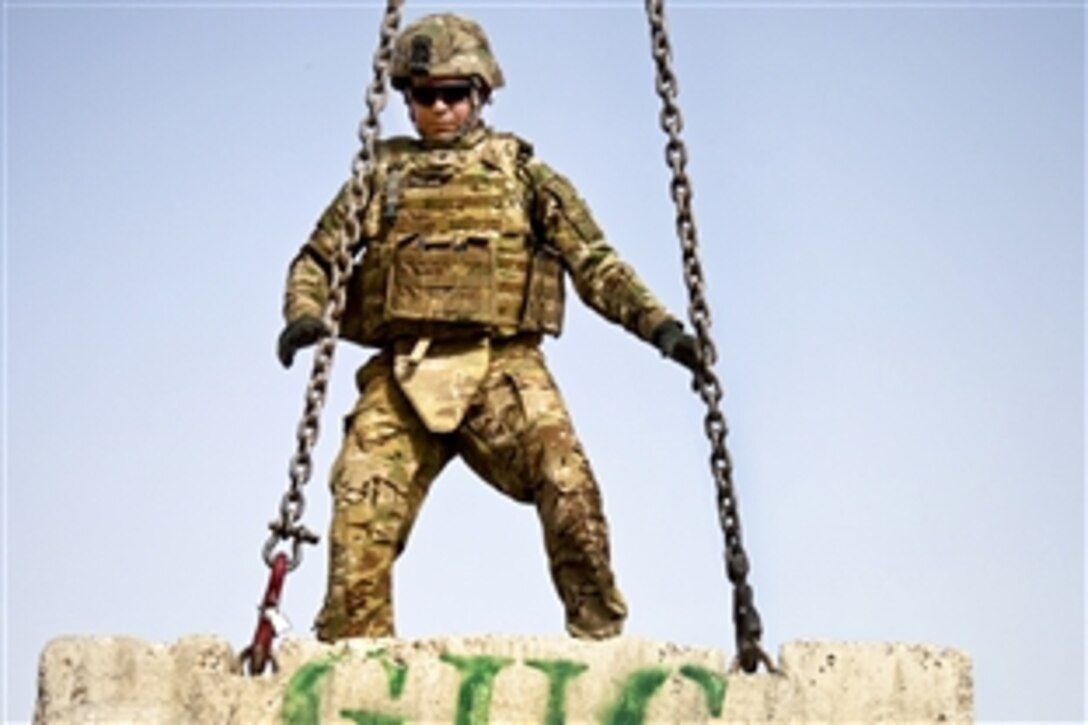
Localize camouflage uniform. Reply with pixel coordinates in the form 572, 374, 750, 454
281, 15, 679, 642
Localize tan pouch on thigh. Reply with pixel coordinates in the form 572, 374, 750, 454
393, 337, 490, 433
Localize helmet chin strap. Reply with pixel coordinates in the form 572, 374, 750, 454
439, 82, 485, 143
451, 86, 485, 140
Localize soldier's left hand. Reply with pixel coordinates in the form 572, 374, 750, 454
669, 332, 699, 373
652, 320, 699, 374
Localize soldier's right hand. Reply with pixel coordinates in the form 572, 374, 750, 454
277, 315, 329, 368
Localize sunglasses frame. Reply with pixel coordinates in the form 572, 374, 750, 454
409, 84, 474, 107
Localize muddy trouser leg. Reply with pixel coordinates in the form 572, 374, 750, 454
315, 355, 453, 642
458, 343, 628, 639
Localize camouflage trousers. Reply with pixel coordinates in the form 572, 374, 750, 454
314, 337, 628, 641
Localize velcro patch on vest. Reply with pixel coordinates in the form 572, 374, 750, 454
386, 234, 497, 324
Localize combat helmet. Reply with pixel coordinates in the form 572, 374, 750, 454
391, 13, 505, 92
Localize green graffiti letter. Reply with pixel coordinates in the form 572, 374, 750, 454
678, 665, 728, 717
338, 710, 405, 725
599, 667, 670, 725
439, 653, 514, 725
525, 658, 589, 725
281, 653, 342, 725
366, 649, 409, 699
336, 650, 411, 725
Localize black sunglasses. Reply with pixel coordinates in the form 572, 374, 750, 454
410, 85, 473, 107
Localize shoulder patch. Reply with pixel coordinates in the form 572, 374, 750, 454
522, 157, 556, 190
540, 171, 603, 243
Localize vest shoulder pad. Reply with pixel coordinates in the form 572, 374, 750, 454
474, 131, 530, 175
491, 131, 535, 164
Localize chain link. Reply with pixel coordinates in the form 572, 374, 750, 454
261, 0, 405, 573
644, 0, 773, 674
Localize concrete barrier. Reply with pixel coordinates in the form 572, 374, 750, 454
35, 635, 972, 723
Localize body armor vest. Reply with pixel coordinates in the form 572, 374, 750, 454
340, 132, 565, 347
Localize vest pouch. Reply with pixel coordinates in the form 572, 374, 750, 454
385, 233, 497, 326
520, 243, 565, 335
340, 242, 392, 346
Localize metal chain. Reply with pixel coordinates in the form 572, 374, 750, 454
261, 0, 405, 573
241, 1, 404, 678
644, 0, 774, 675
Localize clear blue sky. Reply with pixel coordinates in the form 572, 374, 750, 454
3, 1, 1084, 722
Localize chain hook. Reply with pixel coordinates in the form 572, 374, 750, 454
238, 552, 289, 676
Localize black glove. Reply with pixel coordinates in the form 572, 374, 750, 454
652, 319, 699, 373
277, 315, 329, 368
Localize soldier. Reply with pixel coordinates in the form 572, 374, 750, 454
278, 13, 698, 642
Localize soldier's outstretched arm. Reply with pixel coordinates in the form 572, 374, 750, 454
527, 160, 697, 372
279, 183, 361, 368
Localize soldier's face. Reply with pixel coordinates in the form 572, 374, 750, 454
407, 78, 476, 141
